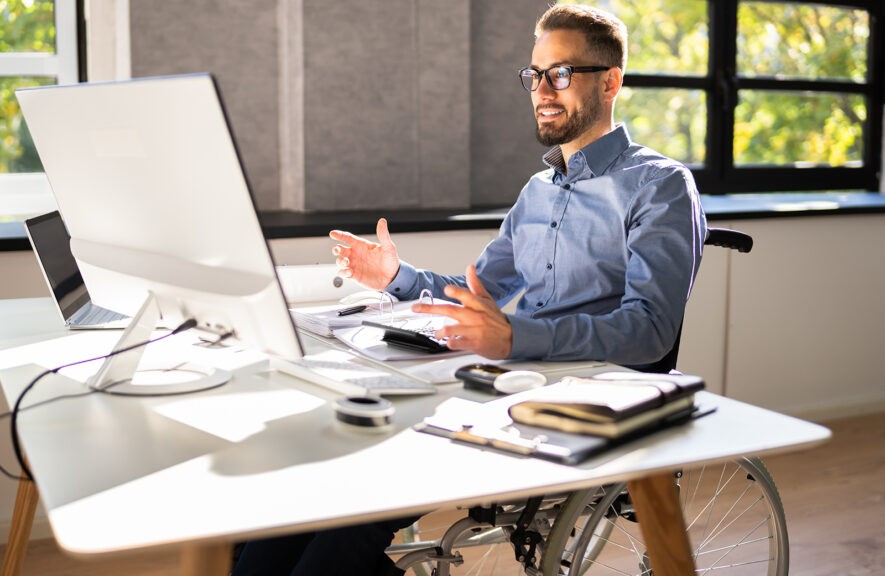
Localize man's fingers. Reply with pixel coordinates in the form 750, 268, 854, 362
411, 302, 465, 321
329, 229, 360, 244
376, 218, 393, 248
443, 284, 485, 310
465, 264, 492, 299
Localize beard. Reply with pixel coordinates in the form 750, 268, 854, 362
535, 95, 603, 147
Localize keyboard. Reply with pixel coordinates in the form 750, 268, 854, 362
68, 303, 130, 328
271, 350, 436, 396
361, 320, 450, 354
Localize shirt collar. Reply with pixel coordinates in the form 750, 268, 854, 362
542, 124, 632, 179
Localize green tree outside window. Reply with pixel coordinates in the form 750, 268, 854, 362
562, 0, 870, 170
1, 0, 56, 173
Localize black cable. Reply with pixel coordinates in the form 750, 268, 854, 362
9, 318, 197, 483
0, 389, 98, 481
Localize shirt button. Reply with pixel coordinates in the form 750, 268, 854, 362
394, 287, 400, 292
550, 222, 557, 228
546, 263, 553, 270
563, 184, 571, 190
536, 302, 543, 307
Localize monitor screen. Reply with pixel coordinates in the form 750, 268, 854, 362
16, 74, 304, 362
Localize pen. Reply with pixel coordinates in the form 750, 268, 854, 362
337, 304, 368, 317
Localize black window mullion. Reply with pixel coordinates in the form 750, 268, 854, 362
736, 78, 868, 94
865, 4, 883, 189
622, 75, 707, 90
711, 0, 739, 191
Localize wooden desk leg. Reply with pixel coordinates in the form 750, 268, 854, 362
179, 543, 232, 576
627, 472, 695, 576
1, 477, 40, 576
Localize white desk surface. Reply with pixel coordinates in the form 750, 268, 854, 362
0, 298, 831, 558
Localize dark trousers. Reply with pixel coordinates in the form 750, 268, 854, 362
232, 515, 420, 576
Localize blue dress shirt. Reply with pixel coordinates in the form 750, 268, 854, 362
387, 125, 706, 365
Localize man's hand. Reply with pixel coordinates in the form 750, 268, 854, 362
329, 218, 400, 290
411, 265, 513, 359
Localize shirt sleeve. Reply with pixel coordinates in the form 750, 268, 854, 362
384, 262, 467, 301
509, 165, 706, 366
385, 208, 526, 306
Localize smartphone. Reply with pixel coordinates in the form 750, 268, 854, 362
454, 363, 511, 394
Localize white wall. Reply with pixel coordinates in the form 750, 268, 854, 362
722, 216, 885, 419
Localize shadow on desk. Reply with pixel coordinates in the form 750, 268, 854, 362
1, 361, 447, 510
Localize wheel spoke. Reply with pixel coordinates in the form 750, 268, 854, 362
696, 488, 760, 552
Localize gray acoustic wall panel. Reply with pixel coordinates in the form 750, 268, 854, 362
129, 0, 281, 210
127, 0, 548, 212
471, 0, 549, 207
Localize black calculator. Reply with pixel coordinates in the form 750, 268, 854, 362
361, 320, 451, 353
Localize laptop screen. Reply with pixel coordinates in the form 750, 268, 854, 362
24, 210, 91, 319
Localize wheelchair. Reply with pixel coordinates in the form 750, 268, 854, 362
386, 228, 787, 576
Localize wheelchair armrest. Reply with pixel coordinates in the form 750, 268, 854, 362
705, 227, 753, 253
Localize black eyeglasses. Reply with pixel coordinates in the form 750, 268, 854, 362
518, 65, 611, 92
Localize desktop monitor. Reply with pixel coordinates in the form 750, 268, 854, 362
16, 74, 304, 392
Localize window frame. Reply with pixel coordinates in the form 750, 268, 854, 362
0, 0, 83, 214
621, 0, 882, 194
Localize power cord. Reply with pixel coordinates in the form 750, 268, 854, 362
8, 318, 197, 483
0, 389, 97, 480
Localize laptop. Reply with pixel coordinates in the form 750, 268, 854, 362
24, 211, 129, 329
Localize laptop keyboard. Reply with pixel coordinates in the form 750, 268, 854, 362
272, 350, 436, 396
70, 303, 129, 327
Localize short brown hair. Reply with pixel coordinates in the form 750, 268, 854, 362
535, 4, 628, 71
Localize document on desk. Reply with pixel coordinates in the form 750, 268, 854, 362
289, 301, 397, 337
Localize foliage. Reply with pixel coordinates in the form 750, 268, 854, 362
619, 87, 706, 165
1, 77, 49, 172
0, 0, 55, 53
735, 2, 867, 166
738, 2, 868, 82
735, 91, 864, 166
564, 0, 869, 168
0, 0, 55, 173
591, 0, 708, 76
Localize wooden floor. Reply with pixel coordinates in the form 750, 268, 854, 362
2, 411, 883, 575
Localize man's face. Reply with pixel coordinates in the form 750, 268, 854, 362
530, 29, 604, 147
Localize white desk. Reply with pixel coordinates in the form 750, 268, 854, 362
0, 298, 831, 576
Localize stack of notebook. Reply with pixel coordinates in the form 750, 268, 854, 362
415, 371, 706, 465
507, 372, 703, 439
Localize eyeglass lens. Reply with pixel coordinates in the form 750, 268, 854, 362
520, 66, 572, 91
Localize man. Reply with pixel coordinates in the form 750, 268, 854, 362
233, 4, 705, 575
329, 10, 704, 369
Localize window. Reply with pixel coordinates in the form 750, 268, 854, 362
0, 0, 80, 220
569, 0, 882, 194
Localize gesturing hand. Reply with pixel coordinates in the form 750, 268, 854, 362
411, 265, 513, 359
329, 218, 401, 290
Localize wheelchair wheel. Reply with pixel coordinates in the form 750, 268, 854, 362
542, 457, 789, 576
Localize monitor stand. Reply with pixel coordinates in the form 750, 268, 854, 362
88, 293, 231, 396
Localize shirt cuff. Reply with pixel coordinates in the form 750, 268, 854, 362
385, 262, 419, 300
507, 314, 552, 359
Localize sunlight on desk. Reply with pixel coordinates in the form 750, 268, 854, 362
153, 390, 325, 442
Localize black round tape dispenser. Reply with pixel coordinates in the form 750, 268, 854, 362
334, 396, 395, 432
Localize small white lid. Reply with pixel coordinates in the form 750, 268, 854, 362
493, 370, 547, 394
